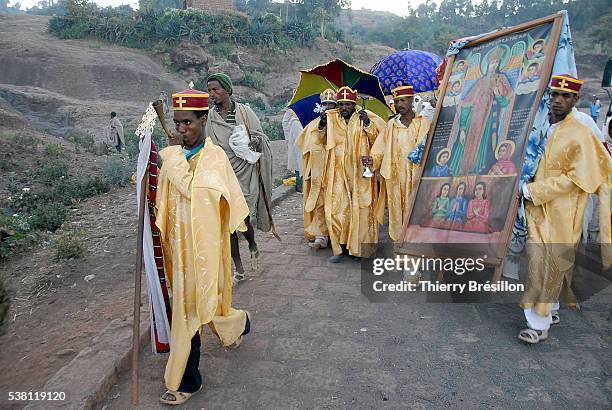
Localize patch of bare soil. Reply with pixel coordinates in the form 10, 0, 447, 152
0, 140, 288, 409
0, 187, 137, 408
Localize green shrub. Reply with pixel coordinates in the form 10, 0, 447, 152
68, 133, 107, 156
49, 7, 314, 50
262, 120, 284, 141
50, 177, 110, 205
45, 143, 67, 158
241, 71, 265, 91
210, 42, 233, 58
101, 155, 135, 186
238, 96, 266, 112
30, 202, 67, 232
6, 175, 19, 195
82, 176, 111, 196
51, 18, 90, 39
53, 233, 85, 260
36, 160, 69, 185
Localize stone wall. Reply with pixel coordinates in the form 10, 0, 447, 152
184, 0, 235, 11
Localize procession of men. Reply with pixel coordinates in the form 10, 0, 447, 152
140, 17, 612, 402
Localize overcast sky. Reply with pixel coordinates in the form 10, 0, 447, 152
11, 0, 434, 16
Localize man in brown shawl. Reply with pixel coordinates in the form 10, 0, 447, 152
105, 111, 124, 152
206, 73, 273, 284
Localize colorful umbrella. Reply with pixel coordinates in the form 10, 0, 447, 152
370, 49, 442, 95
288, 59, 392, 127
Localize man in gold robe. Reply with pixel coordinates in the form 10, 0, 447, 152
320, 86, 385, 262
156, 86, 251, 404
518, 75, 612, 344
295, 88, 338, 249
364, 85, 431, 242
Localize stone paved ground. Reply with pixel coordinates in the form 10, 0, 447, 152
102, 193, 611, 409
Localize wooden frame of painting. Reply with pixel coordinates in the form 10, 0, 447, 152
397, 13, 565, 278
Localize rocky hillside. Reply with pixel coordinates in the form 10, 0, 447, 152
0, 13, 394, 141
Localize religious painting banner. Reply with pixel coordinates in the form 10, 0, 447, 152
400, 15, 564, 264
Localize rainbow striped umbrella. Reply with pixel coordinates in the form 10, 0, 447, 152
288, 59, 392, 127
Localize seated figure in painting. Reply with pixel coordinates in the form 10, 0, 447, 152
429, 182, 451, 228
488, 141, 516, 175
429, 148, 452, 177
463, 182, 492, 233
446, 182, 468, 226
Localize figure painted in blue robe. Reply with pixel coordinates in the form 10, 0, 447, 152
446, 182, 468, 225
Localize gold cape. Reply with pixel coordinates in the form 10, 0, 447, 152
323, 108, 386, 256
371, 114, 431, 241
155, 139, 249, 390
296, 118, 328, 240
521, 112, 612, 317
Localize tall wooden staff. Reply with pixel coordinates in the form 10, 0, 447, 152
131, 103, 159, 406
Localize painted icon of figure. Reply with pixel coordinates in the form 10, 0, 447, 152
454, 60, 467, 75
430, 182, 451, 228
527, 39, 545, 60
446, 182, 468, 226
448, 46, 513, 176
463, 182, 491, 233
429, 148, 452, 177
443, 80, 463, 107
521, 62, 540, 83
488, 140, 516, 175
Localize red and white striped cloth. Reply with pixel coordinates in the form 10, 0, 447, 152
137, 132, 172, 354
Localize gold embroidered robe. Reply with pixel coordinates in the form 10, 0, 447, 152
371, 114, 431, 241
296, 118, 328, 240
323, 109, 386, 256
155, 138, 249, 391
521, 112, 612, 317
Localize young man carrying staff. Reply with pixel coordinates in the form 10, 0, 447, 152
155, 85, 251, 404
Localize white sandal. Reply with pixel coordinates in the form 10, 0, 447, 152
518, 327, 548, 344
551, 311, 560, 325
160, 386, 202, 405
232, 271, 246, 286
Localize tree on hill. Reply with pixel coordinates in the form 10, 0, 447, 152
347, 0, 612, 55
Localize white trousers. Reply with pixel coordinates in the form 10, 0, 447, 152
523, 301, 560, 331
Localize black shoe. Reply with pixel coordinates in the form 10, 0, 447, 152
242, 312, 251, 336
329, 254, 345, 263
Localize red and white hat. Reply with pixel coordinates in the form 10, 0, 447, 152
550, 74, 583, 94
391, 85, 415, 99
172, 85, 209, 111
336, 86, 358, 103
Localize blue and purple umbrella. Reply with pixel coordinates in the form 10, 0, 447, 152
370, 49, 442, 95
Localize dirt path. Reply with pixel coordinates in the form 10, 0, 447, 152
101, 193, 611, 409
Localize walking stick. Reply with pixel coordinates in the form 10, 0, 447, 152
131, 103, 159, 406
131, 173, 147, 406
